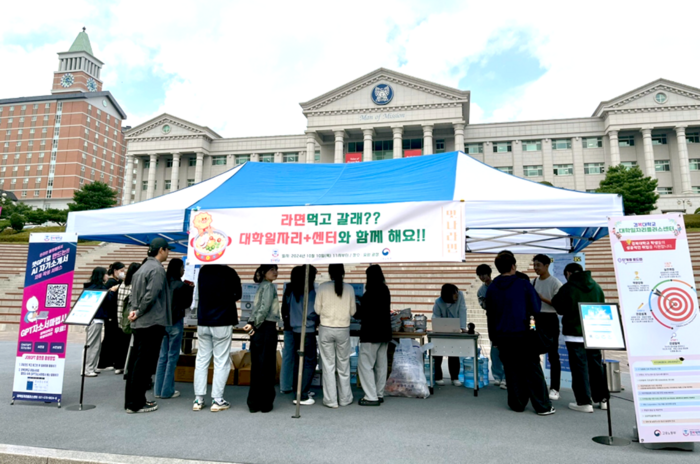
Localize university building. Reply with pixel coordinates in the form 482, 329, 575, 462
125, 68, 700, 213
0, 29, 127, 209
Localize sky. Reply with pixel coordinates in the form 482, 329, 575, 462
1, 0, 699, 137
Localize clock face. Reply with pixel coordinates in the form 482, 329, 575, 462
86, 78, 97, 92
60, 73, 74, 88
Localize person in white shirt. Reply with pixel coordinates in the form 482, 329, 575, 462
532, 254, 563, 401
315, 264, 356, 408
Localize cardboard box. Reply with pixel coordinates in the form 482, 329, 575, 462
232, 350, 251, 369
174, 355, 236, 386
237, 366, 251, 386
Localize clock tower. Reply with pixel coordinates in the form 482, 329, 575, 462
51, 28, 104, 94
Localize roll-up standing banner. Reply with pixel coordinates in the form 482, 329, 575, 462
608, 214, 700, 443
12, 233, 78, 407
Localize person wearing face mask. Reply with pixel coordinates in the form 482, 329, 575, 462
97, 262, 126, 373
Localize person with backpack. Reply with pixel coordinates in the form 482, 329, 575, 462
117, 263, 141, 376
98, 262, 127, 374
83, 266, 112, 377
155, 258, 194, 400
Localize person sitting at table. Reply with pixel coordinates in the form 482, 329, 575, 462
355, 264, 392, 406
244, 264, 281, 413
192, 264, 242, 412
282, 265, 319, 406
432, 283, 467, 386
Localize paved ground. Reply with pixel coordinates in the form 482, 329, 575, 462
0, 340, 694, 464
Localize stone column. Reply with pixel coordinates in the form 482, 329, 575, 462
274, 152, 283, 163
306, 133, 316, 164
170, 152, 181, 192
362, 129, 373, 162
572, 137, 585, 190
392, 126, 403, 159
194, 151, 204, 184
423, 125, 434, 155
641, 127, 656, 179
676, 126, 692, 194
250, 153, 260, 162
453, 123, 465, 152
542, 139, 554, 183
607, 130, 620, 167
146, 153, 157, 200
334, 130, 344, 164
122, 154, 134, 204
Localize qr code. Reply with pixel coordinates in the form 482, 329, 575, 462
45, 284, 68, 308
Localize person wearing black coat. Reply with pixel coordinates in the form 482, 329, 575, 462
355, 265, 392, 406
98, 262, 127, 373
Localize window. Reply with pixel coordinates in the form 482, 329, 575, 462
211, 155, 227, 166
187, 179, 195, 187
34, 190, 39, 197
554, 164, 574, 176
583, 137, 603, 148
401, 138, 423, 150
552, 139, 572, 150
693, 187, 700, 194
188, 157, 197, 166
522, 140, 542, 152
655, 160, 670, 172
690, 159, 700, 171
14, 153, 19, 159
260, 154, 274, 163
464, 143, 483, 154
315, 150, 321, 162
658, 187, 673, 195
21, 191, 26, 198
166, 158, 173, 168
492, 142, 511, 153
584, 163, 605, 175
435, 140, 445, 153
652, 135, 667, 145
235, 154, 250, 165
164, 180, 171, 191
655, 93, 667, 104
496, 166, 513, 175
618, 136, 635, 147
686, 133, 700, 144
283, 153, 298, 163
143, 159, 150, 168
142, 181, 148, 191
46, 190, 52, 199
374, 140, 396, 160
586, 189, 598, 193
523, 165, 543, 177
37, 165, 43, 171
347, 142, 364, 153
621, 161, 638, 169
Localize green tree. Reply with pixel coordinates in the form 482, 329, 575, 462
68, 181, 118, 212
539, 181, 554, 187
597, 165, 659, 215
25, 209, 47, 225
10, 213, 25, 232
45, 208, 69, 227
1, 200, 31, 219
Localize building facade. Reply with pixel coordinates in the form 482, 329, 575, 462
125, 68, 700, 213
0, 29, 127, 209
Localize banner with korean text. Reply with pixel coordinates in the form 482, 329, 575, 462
608, 214, 700, 443
12, 233, 78, 405
187, 201, 464, 264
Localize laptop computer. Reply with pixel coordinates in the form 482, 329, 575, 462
431, 318, 462, 334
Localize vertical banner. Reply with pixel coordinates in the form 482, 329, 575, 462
542, 252, 585, 390
12, 233, 78, 405
609, 214, 700, 443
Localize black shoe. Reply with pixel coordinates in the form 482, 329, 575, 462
359, 398, 381, 406
378, 397, 384, 403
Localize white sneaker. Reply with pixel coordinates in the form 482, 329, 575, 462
293, 398, 315, 406
549, 389, 560, 401
84, 372, 98, 377
598, 400, 608, 410
568, 402, 594, 413
452, 380, 463, 387
114, 369, 124, 375
435, 380, 445, 386
500, 381, 507, 390
493, 379, 502, 386
210, 399, 230, 412
192, 398, 205, 411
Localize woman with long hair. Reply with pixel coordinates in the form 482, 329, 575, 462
97, 262, 126, 372
117, 263, 141, 377
244, 264, 280, 413
155, 258, 193, 399
83, 266, 110, 377
315, 263, 356, 408
355, 265, 392, 406
281, 265, 318, 405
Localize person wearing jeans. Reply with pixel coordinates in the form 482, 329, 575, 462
566, 342, 609, 409
192, 264, 241, 412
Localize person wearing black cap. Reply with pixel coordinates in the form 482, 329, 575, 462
124, 237, 174, 414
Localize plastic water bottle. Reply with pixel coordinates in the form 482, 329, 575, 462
242, 342, 247, 350
529, 316, 536, 331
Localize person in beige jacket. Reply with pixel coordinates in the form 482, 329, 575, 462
315, 264, 357, 408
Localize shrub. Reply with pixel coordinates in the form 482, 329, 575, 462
695, 207, 700, 215
1, 227, 16, 235
10, 213, 25, 232
684, 214, 700, 229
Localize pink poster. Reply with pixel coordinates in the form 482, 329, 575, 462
12, 233, 78, 406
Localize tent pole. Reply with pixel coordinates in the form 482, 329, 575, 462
292, 264, 310, 419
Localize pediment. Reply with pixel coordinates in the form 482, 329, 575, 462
300, 68, 469, 114
593, 79, 700, 116
126, 114, 221, 139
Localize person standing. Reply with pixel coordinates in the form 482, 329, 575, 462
355, 265, 392, 406
552, 263, 610, 413
116, 262, 141, 377
243, 264, 280, 413
432, 283, 467, 386
282, 265, 319, 406
316, 264, 356, 408
124, 238, 173, 414
485, 252, 555, 416
97, 262, 126, 372
83, 267, 110, 377
531, 254, 563, 401
476, 264, 505, 388
155, 258, 194, 400
192, 264, 241, 412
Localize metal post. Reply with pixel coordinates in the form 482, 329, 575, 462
292, 264, 310, 419
67, 327, 96, 411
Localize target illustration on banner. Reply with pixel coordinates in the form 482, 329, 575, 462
647, 279, 699, 329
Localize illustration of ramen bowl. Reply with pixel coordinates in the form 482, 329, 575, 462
190, 229, 232, 262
